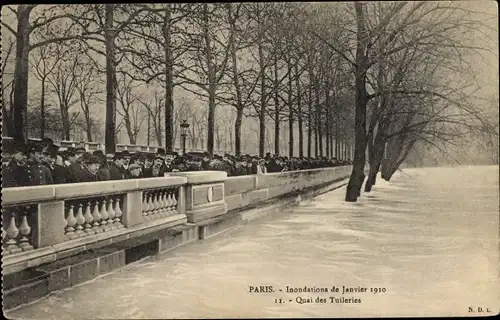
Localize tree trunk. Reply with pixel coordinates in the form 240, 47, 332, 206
163, 5, 174, 152
336, 111, 341, 159
105, 4, 117, 154
258, 40, 266, 157
288, 60, 294, 159
314, 86, 319, 157
235, 108, 243, 156
85, 116, 93, 142
12, 6, 32, 147
207, 87, 216, 155
346, 2, 369, 202
60, 105, 71, 140
365, 129, 385, 192
273, 55, 280, 155
40, 78, 46, 139
325, 89, 330, 159
307, 85, 312, 158
295, 64, 303, 157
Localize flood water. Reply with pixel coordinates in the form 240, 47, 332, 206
5, 166, 499, 318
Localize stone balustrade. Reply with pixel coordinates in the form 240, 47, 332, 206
2, 176, 187, 274
2, 166, 353, 276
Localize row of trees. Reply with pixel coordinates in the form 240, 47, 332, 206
2, 3, 497, 202
2, 3, 355, 160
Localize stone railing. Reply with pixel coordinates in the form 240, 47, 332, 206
2, 176, 187, 273
2, 166, 353, 276
224, 166, 352, 212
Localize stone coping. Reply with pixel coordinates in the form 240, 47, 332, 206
2, 213, 188, 275
2, 176, 187, 206
167, 171, 227, 184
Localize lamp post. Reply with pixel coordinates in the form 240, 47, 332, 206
180, 120, 190, 155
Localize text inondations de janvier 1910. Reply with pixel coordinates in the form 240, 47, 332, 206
248, 285, 387, 305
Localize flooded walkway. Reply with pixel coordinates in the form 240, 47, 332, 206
5, 166, 499, 318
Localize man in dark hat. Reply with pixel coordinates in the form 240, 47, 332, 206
157, 148, 166, 159
185, 154, 201, 171
109, 152, 128, 180
162, 152, 176, 172
201, 151, 212, 170
143, 155, 166, 177
43, 144, 70, 184
96, 154, 111, 181
25, 142, 53, 186
2, 141, 29, 187
121, 150, 131, 170
67, 149, 88, 183
171, 155, 188, 172
80, 156, 101, 182
74, 147, 86, 159
233, 157, 249, 176
93, 150, 104, 157
144, 153, 155, 171
41, 137, 54, 149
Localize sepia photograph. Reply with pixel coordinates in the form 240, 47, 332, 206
1, 1, 499, 318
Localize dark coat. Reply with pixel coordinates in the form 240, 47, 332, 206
67, 162, 86, 183
109, 163, 127, 180
201, 160, 211, 171
97, 167, 111, 181
50, 164, 70, 184
233, 164, 248, 176
25, 162, 53, 186
142, 166, 164, 178
2, 162, 28, 187
79, 166, 99, 182
267, 162, 283, 173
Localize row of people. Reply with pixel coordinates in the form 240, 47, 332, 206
2, 140, 352, 188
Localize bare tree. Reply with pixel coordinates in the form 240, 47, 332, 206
46, 54, 82, 140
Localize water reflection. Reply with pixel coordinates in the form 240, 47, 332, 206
5, 166, 499, 319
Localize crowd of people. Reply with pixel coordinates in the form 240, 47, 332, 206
2, 138, 352, 188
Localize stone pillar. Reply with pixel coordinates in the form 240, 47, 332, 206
167, 171, 228, 223
36, 201, 67, 247
121, 191, 144, 227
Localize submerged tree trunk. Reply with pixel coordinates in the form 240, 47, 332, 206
346, 2, 369, 202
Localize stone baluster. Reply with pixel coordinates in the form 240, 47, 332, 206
142, 193, 148, 216
75, 203, 86, 236
171, 189, 178, 214
5, 209, 21, 254
18, 206, 33, 251
100, 199, 109, 227
91, 200, 102, 232
143, 193, 150, 216
153, 191, 160, 215
107, 198, 116, 226
165, 192, 173, 213
114, 198, 123, 224
159, 191, 167, 216
146, 193, 154, 216
66, 204, 77, 238
83, 201, 95, 234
